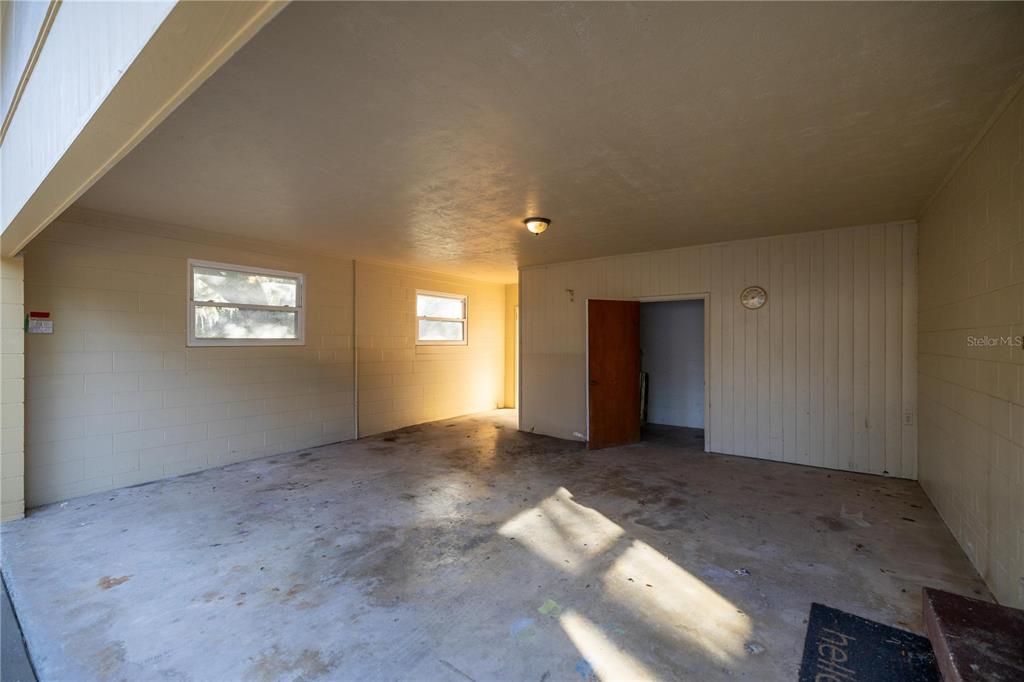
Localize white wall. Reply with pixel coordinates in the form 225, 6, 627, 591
0, 0, 52, 125
918, 86, 1024, 608
1, 255, 25, 521
504, 284, 518, 409
641, 300, 704, 428
521, 221, 918, 479
20, 211, 508, 507
23, 216, 355, 507
355, 261, 505, 436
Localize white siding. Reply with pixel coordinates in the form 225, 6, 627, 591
0, 0, 52, 124
521, 221, 918, 479
1, 1, 175, 230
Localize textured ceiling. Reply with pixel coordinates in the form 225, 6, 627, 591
76, 2, 1024, 282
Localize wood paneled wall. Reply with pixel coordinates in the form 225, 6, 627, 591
521, 221, 918, 479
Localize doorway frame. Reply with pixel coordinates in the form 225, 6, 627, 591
585, 292, 711, 453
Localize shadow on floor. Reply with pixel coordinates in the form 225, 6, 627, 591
2, 574, 37, 682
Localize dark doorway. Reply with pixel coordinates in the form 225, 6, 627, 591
639, 299, 706, 447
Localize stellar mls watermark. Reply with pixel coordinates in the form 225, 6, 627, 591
966, 335, 1023, 348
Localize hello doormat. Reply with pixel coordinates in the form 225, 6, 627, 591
798, 603, 939, 681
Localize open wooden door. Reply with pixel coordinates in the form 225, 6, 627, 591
587, 299, 641, 449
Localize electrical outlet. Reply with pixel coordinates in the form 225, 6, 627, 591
902, 411, 914, 426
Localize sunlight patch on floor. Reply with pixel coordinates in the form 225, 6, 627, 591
498, 487, 624, 575
501, 486, 752, 669
603, 539, 752, 664
560, 609, 660, 681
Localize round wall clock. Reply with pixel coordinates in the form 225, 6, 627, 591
740, 286, 767, 310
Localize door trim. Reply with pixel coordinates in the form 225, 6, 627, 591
585, 293, 711, 453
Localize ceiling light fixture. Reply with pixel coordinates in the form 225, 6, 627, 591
524, 216, 551, 235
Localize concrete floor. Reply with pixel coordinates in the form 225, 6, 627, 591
2, 576, 37, 682
1, 410, 989, 681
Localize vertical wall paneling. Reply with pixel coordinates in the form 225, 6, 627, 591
837, 228, 855, 471
783, 236, 797, 463
901, 225, 918, 480
769, 239, 784, 460
744, 243, 758, 457
722, 246, 734, 455
709, 247, 723, 453
520, 221, 917, 479
822, 230, 839, 472
884, 227, 903, 476
795, 236, 810, 465
756, 240, 771, 460
809, 235, 824, 468
852, 228, 870, 472
869, 225, 887, 474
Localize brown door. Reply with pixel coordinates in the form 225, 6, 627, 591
587, 299, 641, 449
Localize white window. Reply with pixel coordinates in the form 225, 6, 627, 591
416, 290, 467, 345
188, 259, 304, 346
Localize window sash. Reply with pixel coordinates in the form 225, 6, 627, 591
188, 259, 305, 346
415, 291, 467, 345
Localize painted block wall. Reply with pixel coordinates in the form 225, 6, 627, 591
640, 300, 705, 429
1, 255, 25, 520
355, 262, 505, 436
504, 284, 518, 409
918, 86, 1024, 607
22, 216, 357, 507
521, 221, 918, 479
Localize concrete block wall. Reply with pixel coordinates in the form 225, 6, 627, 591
22, 215, 356, 507
918, 85, 1024, 607
504, 284, 518, 409
1, 255, 25, 520
14, 211, 511, 509
355, 262, 505, 436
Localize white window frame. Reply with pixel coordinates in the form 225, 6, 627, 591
415, 290, 468, 346
187, 259, 305, 347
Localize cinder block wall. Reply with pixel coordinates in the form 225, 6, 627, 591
22, 216, 356, 507
20, 212, 510, 508
355, 261, 505, 436
1, 255, 25, 520
918, 86, 1024, 607
504, 284, 518, 409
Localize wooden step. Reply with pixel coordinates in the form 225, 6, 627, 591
922, 587, 1024, 682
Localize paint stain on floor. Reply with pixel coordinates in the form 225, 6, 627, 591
96, 576, 130, 590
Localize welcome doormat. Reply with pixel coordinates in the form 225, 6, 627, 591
798, 603, 939, 682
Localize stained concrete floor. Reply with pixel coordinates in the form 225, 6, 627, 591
1, 410, 989, 681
